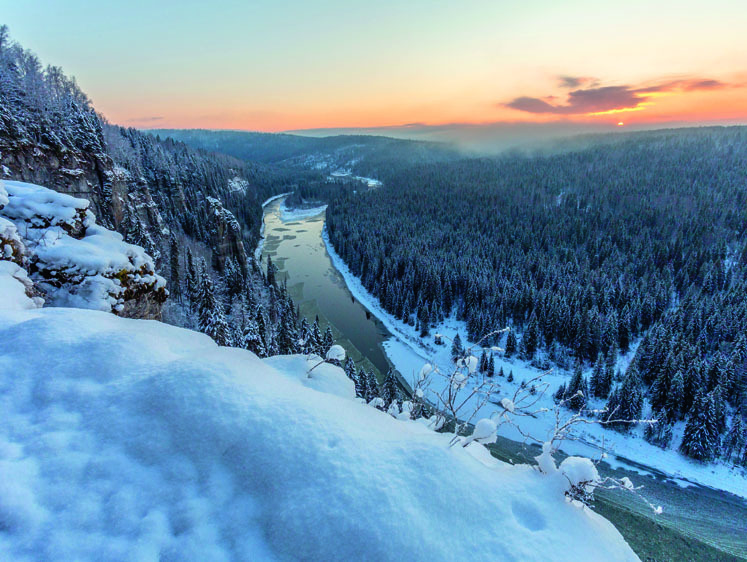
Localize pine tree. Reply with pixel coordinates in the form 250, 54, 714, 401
241, 318, 266, 357
666, 371, 685, 420
196, 262, 230, 346
381, 370, 398, 407
365, 370, 379, 402
479, 350, 488, 374
309, 319, 323, 356
566, 362, 588, 410
522, 313, 540, 358
604, 367, 643, 431
680, 391, 720, 461
169, 235, 181, 302
451, 332, 464, 361
323, 326, 334, 355
507, 370, 514, 383
722, 412, 745, 463
505, 330, 517, 357
590, 353, 605, 399
487, 354, 495, 377
343, 357, 356, 381
185, 247, 197, 301
354, 368, 368, 399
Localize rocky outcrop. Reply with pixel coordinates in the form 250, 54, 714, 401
0, 179, 167, 318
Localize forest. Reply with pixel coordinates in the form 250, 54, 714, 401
325, 128, 747, 465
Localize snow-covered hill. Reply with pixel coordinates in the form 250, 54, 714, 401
0, 305, 638, 560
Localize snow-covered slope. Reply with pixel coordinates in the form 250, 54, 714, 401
0, 304, 637, 561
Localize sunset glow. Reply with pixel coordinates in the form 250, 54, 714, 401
1, 0, 745, 133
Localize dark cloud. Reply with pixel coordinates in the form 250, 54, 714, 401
557, 76, 596, 89
507, 86, 642, 115
505, 77, 731, 115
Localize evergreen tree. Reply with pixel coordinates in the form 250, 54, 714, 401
451, 332, 464, 361
479, 350, 488, 374
604, 367, 644, 431
487, 354, 495, 377
343, 357, 356, 381
381, 370, 398, 407
722, 412, 745, 463
680, 391, 720, 461
169, 235, 181, 302
365, 370, 379, 402
505, 330, 517, 357
196, 261, 230, 346
354, 367, 368, 399
323, 326, 334, 355
522, 313, 540, 358
566, 362, 588, 410
590, 353, 605, 399
507, 370, 514, 383
241, 318, 266, 357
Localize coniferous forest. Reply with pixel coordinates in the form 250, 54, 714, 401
326, 128, 747, 465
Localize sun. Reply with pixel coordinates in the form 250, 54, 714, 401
617, 121, 624, 126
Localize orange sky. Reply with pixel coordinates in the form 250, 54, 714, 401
2, 0, 746, 132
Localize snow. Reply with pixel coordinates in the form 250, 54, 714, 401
279, 201, 327, 221
227, 176, 249, 193
559, 457, 601, 495
2, 180, 91, 231
0, 302, 638, 561
1, 180, 166, 312
0, 261, 43, 310
0, 180, 8, 209
328, 170, 383, 188
322, 225, 747, 500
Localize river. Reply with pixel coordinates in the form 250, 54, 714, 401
259, 196, 747, 561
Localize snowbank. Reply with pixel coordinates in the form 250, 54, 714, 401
0, 305, 638, 561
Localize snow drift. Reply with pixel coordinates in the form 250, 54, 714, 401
0, 304, 637, 561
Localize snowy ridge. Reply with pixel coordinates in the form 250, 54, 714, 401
0, 304, 637, 561
322, 225, 747, 499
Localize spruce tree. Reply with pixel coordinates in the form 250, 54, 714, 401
487, 354, 495, 377
354, 368, 368, 399
451, 332, 464, 361
381, 370, 398, 407
169, 235, 181, 302
366, 370, 379, 402
590, 353, 605, 399
323, 326, 334, 355
504, 330, 517, 357
566, 362, 588, 410
680, 391, 720, 461
722, 412, 745, 463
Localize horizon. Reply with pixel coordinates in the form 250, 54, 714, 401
2, 0, 746, 138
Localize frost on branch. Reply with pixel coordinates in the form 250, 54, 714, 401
559, 456, 600, 503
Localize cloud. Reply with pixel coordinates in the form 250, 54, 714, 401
557, 76, 597, 89
505, 77, 731, 115
125, 116, 164, 123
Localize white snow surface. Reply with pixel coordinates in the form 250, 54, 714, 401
0, 261, 43, 310
0, 304, 638, 561
2, 180, 91, 231
322, 225, 747, 499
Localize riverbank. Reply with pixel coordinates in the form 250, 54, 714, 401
321, 224, 747, 501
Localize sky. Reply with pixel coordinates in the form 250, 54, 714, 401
2, 0, 746, 134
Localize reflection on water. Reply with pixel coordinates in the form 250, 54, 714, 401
260, 199, 392, 378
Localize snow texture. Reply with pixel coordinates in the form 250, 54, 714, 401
0, 304, 639, 560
